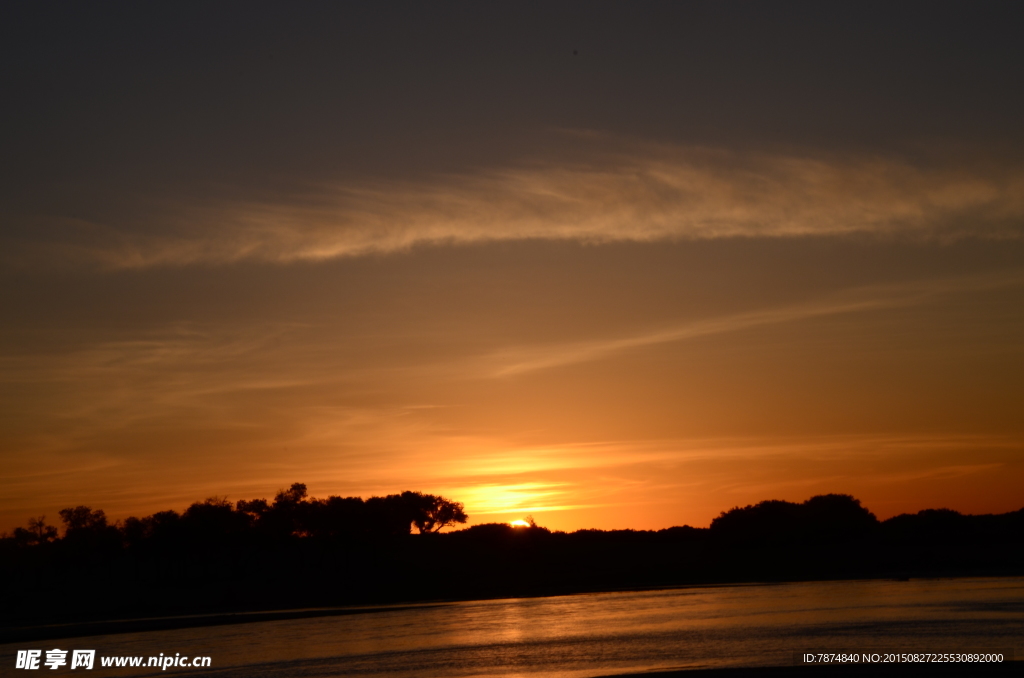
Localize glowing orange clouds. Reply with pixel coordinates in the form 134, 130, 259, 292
6, 142, 1023, 271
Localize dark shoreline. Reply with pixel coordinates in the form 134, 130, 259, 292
6, 494, 1020, 643
2, 574, 1019, 645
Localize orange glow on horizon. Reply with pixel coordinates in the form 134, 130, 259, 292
2, 152, 1022, 534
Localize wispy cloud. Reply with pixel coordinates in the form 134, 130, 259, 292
10, 141, 1024, 269
479, 270, 1024, 377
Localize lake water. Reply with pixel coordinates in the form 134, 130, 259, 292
5, 577, 1022, 677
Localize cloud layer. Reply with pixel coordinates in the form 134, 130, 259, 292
10, 143, 1024, 270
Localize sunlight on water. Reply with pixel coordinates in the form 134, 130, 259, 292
3, 577, 1021, 677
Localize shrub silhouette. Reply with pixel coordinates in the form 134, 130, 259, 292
710, 494, 878, 545
11, 516, 58, 547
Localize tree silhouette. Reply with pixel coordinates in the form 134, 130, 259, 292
235, 498, 269, 520
183, 497, 251, 543
57, 505, 122, 557
58, 506, 108, 535
274, 483, 308, 506
303, 495, 363, 539
403, 491, 468, 533
252, 483, 310, 538
710, 494, 878, 545
12, 516, 58, 546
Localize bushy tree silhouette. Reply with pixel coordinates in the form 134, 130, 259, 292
183, 497, 252, 543
11, 516, 58, 546
402, 491, 467, 533
58, 506, 108, 535
710, 494, 878, 545
57, 505, 122, 558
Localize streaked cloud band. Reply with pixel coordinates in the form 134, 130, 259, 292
482, 270, 1024, 377
9, 143, 1024, 269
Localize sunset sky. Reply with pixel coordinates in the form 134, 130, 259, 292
2, 2, 1023, 533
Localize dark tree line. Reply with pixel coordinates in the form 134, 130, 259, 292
2, 491, 1021, 636
4, 484, 467, 550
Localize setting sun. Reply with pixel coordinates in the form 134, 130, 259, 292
510, 519, 531, 528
